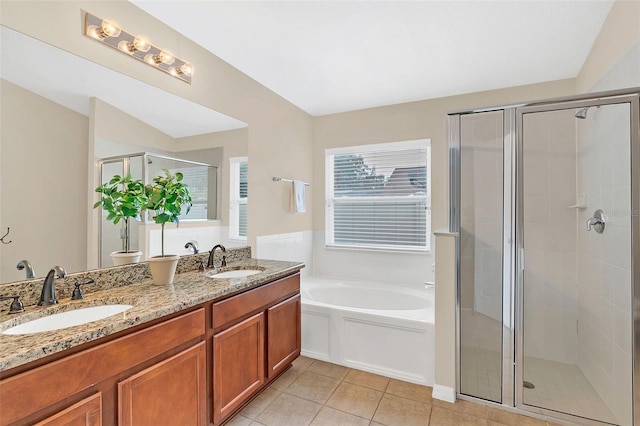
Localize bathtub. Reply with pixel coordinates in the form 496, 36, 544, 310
301, 276, 434, 386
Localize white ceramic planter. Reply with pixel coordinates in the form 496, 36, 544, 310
148, 255, 179, 285
110, 251, 143, 266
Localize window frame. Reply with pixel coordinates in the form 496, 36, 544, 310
325, 139, 431, 253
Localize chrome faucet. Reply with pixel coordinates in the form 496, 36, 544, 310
38, 266, 66, 306
207, 244, 227, 269
184, 240, 199, 254
16, 260, 36, 279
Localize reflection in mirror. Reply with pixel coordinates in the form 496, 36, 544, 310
97, 153, 218, 267
0, 26, 248, 284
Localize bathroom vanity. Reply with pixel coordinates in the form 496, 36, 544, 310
0, 256, 303, 426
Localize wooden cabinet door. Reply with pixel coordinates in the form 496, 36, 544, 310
34, 393, 102, 426
213, 312, 265, 424
118, 342, 206, 426
267, 294, 301, 378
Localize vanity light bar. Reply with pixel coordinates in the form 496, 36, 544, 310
83, 11, 193, 84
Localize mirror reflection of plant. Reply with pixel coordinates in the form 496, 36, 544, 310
94, 173, 147, 253
144, 169, 192, 257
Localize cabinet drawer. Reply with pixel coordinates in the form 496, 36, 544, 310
0, 308, 205, 425
213, 274, 300, 330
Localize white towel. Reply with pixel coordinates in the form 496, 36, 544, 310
292, 180, 306, 213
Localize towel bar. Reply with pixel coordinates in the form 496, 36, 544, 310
272, 177, 310, 186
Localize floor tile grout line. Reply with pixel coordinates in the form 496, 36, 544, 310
251, 360, 312, 423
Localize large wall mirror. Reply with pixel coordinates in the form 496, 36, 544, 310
0, 26, 249, 284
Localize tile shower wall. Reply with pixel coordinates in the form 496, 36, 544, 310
576, 104, 632, 425
574, 46, 639, 424
522, 109, 578, 364
257, 231, 313, 278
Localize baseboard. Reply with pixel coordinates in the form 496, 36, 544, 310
432, 384, 456, 403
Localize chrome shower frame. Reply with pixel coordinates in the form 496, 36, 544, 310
449, 87, 640, 425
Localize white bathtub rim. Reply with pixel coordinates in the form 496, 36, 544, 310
303, 298, 433, 323
302, 274, 431, 291
301, 276, 434, 323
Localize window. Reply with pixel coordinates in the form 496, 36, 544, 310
176, 165, 216, 221
229, 157, 248, 240
325, 140, 430, 252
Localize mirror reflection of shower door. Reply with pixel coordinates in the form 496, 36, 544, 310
99, 160, 125, 267
99, 155, 143, 267
519, 102, 633, 425
458, 110, 504, 403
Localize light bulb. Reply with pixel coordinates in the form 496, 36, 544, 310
87, 25, 101, 40
178, 63, 193, 77
118, 40, 133, 54
100, 19, 121, 38
132, 37, 151, 53
144, 53, 157, 65
157, 51, 175, 65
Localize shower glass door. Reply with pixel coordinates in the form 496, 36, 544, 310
457, 110, 504, 403
518, 101, 633, 425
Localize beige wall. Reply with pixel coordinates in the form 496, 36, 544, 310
0, 80, 89, 282
577, 0, 640, 92
92, 98, 176, 154
0, 0, 314, 249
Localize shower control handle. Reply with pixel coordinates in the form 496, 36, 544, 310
586, 209, 605, 233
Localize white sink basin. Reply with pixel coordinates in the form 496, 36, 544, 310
206, 269, 263, 279
1, 304, 133, 335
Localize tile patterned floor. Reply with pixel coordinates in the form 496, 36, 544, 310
225, 356, 564, 426
460, 346, 502, 402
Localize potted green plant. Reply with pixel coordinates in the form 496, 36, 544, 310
144, 169, 192, 285
94, 173, 147, 266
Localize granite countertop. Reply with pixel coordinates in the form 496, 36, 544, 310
0, 258, 304, 372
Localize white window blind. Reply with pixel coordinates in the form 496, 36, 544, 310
176, 165, 212, 220
230, 157, 248, 240
326, 140, 430, 252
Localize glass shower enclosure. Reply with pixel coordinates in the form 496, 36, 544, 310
97, 153, 218, 267
449, 89, 640, 425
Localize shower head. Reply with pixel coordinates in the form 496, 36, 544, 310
575, 107, 589, 119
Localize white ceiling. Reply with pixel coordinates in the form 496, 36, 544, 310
130, 0, 615, 116
0, 26, 247, 138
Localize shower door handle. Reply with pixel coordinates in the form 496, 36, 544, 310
586, 209, 605, 233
